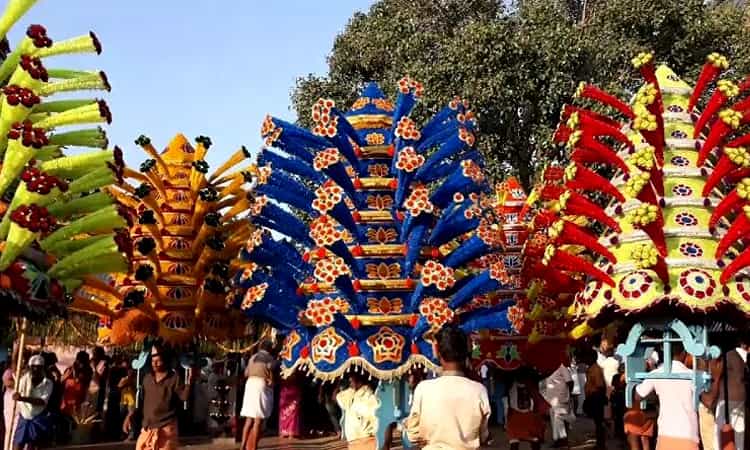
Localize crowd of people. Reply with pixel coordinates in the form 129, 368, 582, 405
2, 329, 750, 450
490, 334, 750, 450
0, 347, 140, 450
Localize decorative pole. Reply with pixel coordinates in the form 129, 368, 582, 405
5, 318, 27, 450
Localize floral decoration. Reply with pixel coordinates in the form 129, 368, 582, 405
394, 116, 421, 140
311, 327, 345, 364
420, 260, 456, 291
241, 283, 268, 310
396, 147, 425, 173
404, 185, 434, 216
367, 326, 405, 364
314, 257, 351, 283
313, 148, 341, 171
419, 297, 455, 328
312, 185, 345, 214
309, 217, 344, 246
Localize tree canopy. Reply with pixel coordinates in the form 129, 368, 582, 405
291, 0, 749, 188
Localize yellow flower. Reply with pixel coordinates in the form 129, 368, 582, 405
574, 82, 586, 98
737, 178, 750, 200
566, 130, 582, 150
717, 80, 740, 98
635, 83, 658, 106
633, 105, 658, 131
566, 112, 580, 130
707, 52, 729, 70
726, 147, 750, 168
542, 244, 556, 266
631, 243, 659, 269
563, 162, 577, 182
626, 203, 658, 226
744, 205, 750, 220
628, 145, 655, 170
623, 171, 651, 198
547, 220, 565, 239
552, 190, 571, 212
720, 109, 743, 129
632, 52, 654, 69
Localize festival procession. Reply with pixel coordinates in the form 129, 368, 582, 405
0, 0, 748, 449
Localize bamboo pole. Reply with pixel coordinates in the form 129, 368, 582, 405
4, 318, 27, 450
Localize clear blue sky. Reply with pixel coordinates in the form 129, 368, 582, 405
8, 0, 374, 168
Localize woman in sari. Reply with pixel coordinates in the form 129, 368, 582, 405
278, 371, 303, 438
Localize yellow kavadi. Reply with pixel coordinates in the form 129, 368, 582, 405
74, 134, 255, 345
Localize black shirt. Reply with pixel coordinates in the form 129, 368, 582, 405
141, 372, 188, 429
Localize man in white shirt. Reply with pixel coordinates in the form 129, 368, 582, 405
336, 371, 378, 450
405, 326, 491, 450
12, 355, 53, 450
634, 342, 722, 450
543, 363, 574, 447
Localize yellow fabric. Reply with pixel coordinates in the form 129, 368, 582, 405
121, 386, 135, 408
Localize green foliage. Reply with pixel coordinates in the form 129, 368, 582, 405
291, 0, 749, 188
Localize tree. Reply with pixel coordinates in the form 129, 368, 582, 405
292, 0, 749, 188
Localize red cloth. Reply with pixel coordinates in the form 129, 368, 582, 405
60, 377, 87, 415
624, 408, 655, 437
506, 410, 545, 442
278, 377, 302, 437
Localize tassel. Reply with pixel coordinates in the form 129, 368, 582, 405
727, 133, 750, 149
703, 147, 750, 197
553, 124, 572, 145
626, 204, 666, 256
694, 80, 739, 138
709, 181, 750, 229
567, 131, 629, 173
543, 186, 620, 232
721, 246, 750, 284
568, 111, 633, 150
726, 167, 750, 185
698, 109, 744, 166
635, 178, 659, 207
688, 53, 729, 112
730, 95, 750, 114
548, 218, 616, 263
562, 104, 622, 129
564, 161, 625, 202
542, 245, 614, 286
716, 207, 750, 258
574, 82, 634, 119
633, 83, 665, 165
135, 135, 171, 177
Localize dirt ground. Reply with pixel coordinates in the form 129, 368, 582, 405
57, 415, 628, 449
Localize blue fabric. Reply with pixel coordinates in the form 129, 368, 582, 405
14, 413, 52, 446
494, 380, 507, 425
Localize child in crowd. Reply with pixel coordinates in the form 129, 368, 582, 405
504, 371, 547, 450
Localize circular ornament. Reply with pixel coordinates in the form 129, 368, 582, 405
679, 242, 703, 258
618, 271, 653, 299
670, 156, 690, 167
671, 184, 693, 197
674, 212, 698, 226
678, 269, 716, 299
